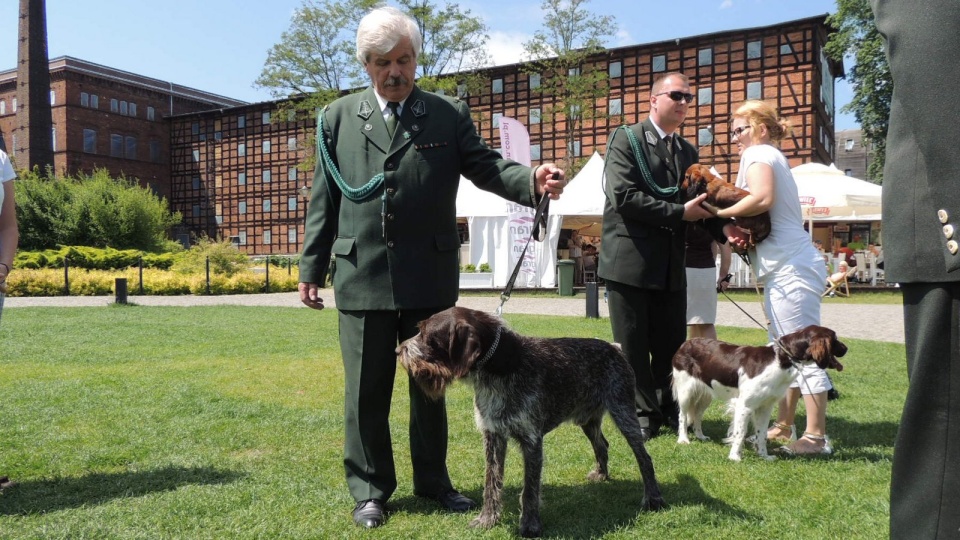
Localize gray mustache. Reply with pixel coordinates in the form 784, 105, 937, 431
384, 76, 409, 87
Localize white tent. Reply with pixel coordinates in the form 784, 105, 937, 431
791, 163, 882, 221
550, 151, 606, 231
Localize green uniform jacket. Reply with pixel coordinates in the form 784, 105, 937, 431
299, 86, 538, 310
598, 119, 726, 291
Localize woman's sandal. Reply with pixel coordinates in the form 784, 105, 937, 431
778, 432, 833, 456
766, 422, 797, 444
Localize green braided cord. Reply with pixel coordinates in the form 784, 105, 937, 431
619, 125, 678, 198
316, 110, 385, 202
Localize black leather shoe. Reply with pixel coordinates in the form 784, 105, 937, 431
418, 489, 477, 512
352, 499, 386, 528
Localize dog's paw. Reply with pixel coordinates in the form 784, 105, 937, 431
677, 436, 691, 444
470, 513, 498, 530
696, 434, 711, 442
642, 495, 668, 512
728, 451, 743, 462
519, 519, 543, 538
586, 470, 608, 482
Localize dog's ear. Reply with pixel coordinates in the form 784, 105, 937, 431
802, 327, 846, 371
448, 320, 484, 376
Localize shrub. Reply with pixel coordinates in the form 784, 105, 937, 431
478, 263, 492, 272
170, 237, 249, 277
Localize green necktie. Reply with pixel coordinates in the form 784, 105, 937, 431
386, 102, 400, 137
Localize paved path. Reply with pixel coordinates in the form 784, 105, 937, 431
4, 291, 904, 343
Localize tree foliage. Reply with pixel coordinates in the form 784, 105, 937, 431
14, 169, 182, 252
522, 0, 614, 174
825, 0, 891, 182
255, 0, 380, 113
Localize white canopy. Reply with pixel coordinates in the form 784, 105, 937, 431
550, 151, 606, 230
791, 163, 882, 221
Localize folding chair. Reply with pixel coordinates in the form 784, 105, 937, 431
823, 263, 855, 297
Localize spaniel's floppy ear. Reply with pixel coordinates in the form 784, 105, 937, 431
447, 320, 484, 376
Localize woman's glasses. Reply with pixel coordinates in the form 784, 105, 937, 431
656, 91, 695, 103
730, 125, 752, 139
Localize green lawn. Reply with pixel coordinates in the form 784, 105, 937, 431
0, 305, 901, 539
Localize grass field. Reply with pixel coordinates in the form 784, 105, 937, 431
0, 304, 902, 539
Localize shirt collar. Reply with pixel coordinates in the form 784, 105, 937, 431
650, 119, 672, 140
373, 92, 407, 116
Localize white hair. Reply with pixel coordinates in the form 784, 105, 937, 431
355, 6, 422, 64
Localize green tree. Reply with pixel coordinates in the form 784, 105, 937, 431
825, 0, 891, 182
397, 0, 491, 94
522, 0, 614, 175
254, 0, 380, 113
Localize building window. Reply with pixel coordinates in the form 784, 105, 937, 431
238, 172, 246, 185
569, 104, 581, 119
262, 140, 271, 153
110, 134, 123, 157
192, 123, 200, 135
698, 48, 713, 66
262, 111, 271, 124
698, 127, 714, 147
492, 78, 503, 93
571, 141, 582, 157
0, 100, 5, 115
845, 168, 853, 176
239, 201, 247, 214
531, 144, 541, 160
288, 197, 298, 211
110, 98, 118, 113
747, 40, 762, 59
287, 110, 297, 122
147, 106, 155, 121
238, 143, 246, 156
845, 139, 856, 151
263, 230, 272, 245
238, 115, 246, 128
238, 231, 247, 245
90, 94, 98, 109
263, 199, 272, 212
192, 149, 200, 162
124, 136, 137, 159
120, 101, 128, 115
215, 215, 223, 225
456, 84, 468, 98
288, 137, 297, 150
609, 97, 623, 116
652, 54, 666, 72
529, 73, 541, 89
80, 92, 89, 107
192, 176, 201, 190
529, 108, 541, 124
192, 205, 201, 217
288, 229, 297, 244
51, 127, 56, 152
262, 169, 272, 183
698, 87, 713, 105
747, 81, 762, 99
149, 140, 160, 162
50, 90, 56, 105
11, 98, 16, 112
780, 43, 793, 55
609, 60, 622, 78
129, 103, 137, 117
83, 129, 97, 153
288, 167, 297, 181
492, 112, 502, 128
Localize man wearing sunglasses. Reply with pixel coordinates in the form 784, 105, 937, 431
599, 72, 733, 441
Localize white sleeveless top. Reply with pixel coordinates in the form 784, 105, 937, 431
0, 150, 15, 216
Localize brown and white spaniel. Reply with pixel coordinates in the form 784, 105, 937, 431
671, 325, 847, 461
681, 163, 772, 247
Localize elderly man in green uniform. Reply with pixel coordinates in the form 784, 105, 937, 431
298, 6, 566, 529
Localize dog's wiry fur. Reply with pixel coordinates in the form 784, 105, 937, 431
397, 306, 664, 538
671, 325, 847, 461
681, 164, 772, 246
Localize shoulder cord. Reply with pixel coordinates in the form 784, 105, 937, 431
617, 125, 678, 198
316, 111, 384, 202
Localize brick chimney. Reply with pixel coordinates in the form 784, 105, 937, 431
15, 0, 54, 174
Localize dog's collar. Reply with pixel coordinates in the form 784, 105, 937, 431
475, 325, 502, 370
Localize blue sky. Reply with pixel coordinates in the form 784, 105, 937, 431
0, 0, 856, 129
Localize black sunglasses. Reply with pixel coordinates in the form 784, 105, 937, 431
656, 90, 695, 103
730, 125, 752, 139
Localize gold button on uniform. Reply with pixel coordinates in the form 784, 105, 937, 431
945, 224, 956, 239
948, 240, 959, 255
938, 209, 950, 224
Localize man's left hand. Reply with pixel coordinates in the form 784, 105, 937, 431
535, 163, 566, 200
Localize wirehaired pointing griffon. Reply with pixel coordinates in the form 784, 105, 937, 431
681, 163, 772, 247
671, 325, 847, 461
396, 306, 665, 538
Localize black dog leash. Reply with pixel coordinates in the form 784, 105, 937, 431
495, 191, 551, 317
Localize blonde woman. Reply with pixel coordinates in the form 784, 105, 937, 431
0, 147, 17, 492
715, 100, 832, 455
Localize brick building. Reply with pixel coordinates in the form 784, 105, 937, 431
3, 15, 843, 256
0, 56, 245, 198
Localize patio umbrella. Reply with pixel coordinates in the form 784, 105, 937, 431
791, 163, 882, 224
